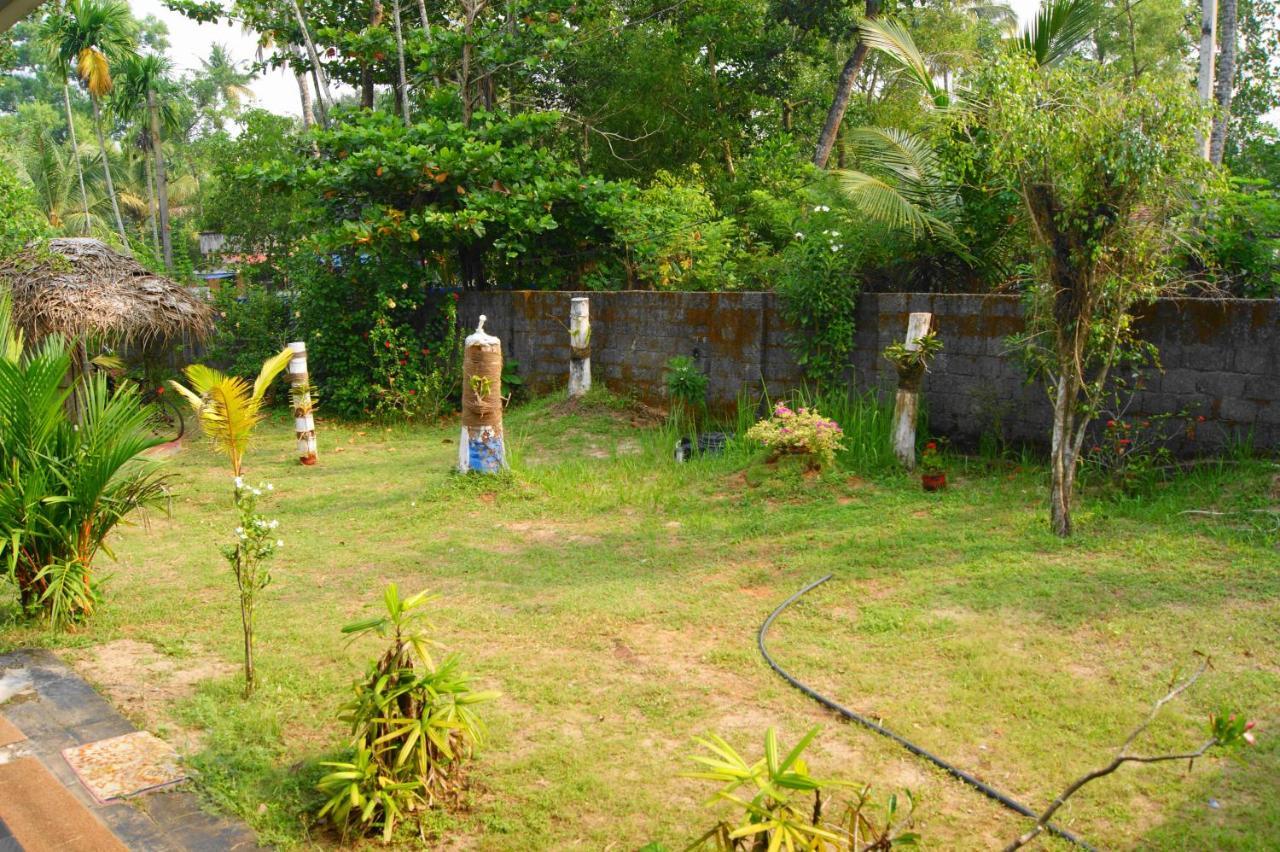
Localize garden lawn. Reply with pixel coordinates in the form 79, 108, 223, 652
2, 395, 1278, 850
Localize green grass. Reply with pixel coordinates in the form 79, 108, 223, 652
3, 393, 1278, 850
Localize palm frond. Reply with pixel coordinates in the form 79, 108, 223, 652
1016, 0, 1099, 68
860, 18, 948, 107
836, 170, 955, 239
76, 47, 112, 96
253, 347, 294, 401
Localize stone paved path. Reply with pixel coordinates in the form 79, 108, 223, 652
0, 649, 263, 851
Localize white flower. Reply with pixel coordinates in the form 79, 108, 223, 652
813, 205, 830, 213
794, 231, 805, 240
234, 476, 244, 489
234, 526, 244, 535
266, 483, 274, 491
276, 539, 284, 548
269, 520, 279, 529
252, 487, 262, 497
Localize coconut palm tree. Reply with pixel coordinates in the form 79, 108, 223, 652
192, 44, 255, 131
39, 0, 138, 248
3, 103, 108, 235
113, 53, 177, 270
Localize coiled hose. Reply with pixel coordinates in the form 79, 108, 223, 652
757, 574, 1096, 851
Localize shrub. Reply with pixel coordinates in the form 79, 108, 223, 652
745, 402, 846, 468
1192, 178, 1280, 298
205, 285, 294, 380
317, 585, 498, 842
0, 296, 169, 627
776, 207, 864, 389
684, 726, 918, 850
223, 479, 281, 697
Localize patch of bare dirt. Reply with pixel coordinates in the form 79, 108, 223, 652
64, 639, 235, 753
499, 519, 602, 546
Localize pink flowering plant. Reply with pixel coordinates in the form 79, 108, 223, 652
745, 403, 846, 467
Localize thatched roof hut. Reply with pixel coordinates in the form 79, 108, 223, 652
0, 238, 213, 347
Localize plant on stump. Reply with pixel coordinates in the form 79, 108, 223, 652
0, 295, 169, 628
170, 347, 293, 694
318, 584, 499, 842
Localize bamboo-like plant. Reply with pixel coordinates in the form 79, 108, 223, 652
169, 347, 293, 477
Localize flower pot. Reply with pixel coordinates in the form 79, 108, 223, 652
921, 472, 946, 492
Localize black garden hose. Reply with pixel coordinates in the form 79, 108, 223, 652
758, 574, 1097, 851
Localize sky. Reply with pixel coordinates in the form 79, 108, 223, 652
130, 0, 1048, 119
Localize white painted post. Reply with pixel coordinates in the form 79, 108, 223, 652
891, 312, 933, 470
568, 296, 591, 398
288, 341, 318, 465
458, 315, 506, 473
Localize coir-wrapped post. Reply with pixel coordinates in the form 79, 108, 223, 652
458, 315, 506, 473
288, 341, 318, 465
568, 296, 591, 398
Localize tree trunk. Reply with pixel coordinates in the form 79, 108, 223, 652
1196, 0, 1218, 159
289, 0, 334, 121
148, 89, 173, 272
90, 95, 129, 247
144, 149, 160, 259
62, 84, 92, 233
813, 0, 881, 169
392, 0, 411, 125
1209, 0, 1237, 164
295, 61, 316, 130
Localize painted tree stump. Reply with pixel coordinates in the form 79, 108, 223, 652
288, 341, 318, 465
568, 296, 591, 398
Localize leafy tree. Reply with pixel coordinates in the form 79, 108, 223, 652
113, 53, 178, 269
0, 161, 50, 257
984, 56, 1207, 536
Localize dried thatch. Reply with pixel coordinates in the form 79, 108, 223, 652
0, 238, 213, 347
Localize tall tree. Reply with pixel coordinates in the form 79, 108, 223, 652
115, 53, 176, 270
40, 0, 137, 247
813, 0, 881, 169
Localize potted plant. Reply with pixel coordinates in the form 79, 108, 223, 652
665, 355, 717, 461
919, 440, 946, 491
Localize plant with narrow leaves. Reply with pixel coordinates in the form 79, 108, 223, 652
317, 585, 499, 842
685, 726, 919, 851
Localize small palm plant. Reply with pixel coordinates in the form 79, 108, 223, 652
170, 348, 292, 695
0, 294, 169, 628
169, 347, 293, 477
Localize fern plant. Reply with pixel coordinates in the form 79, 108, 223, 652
318, 585, 499, 842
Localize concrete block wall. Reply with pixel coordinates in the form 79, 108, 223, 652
460, 291, 1279, 451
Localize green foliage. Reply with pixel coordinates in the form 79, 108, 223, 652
368, 298, 462, 421
223, 478, 281, 696
1193, 178, 1280, 297
0, 163, 50, 258
0, 294, 168, 628
317, 584, 498, 842
882, 331, 943, 374
205, 285, 294, 380
776, 208, 863, 389
664, 355, 709, 431
684, 726, 918, 850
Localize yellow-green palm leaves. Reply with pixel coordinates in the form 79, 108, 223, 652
170, 348, 293, 476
